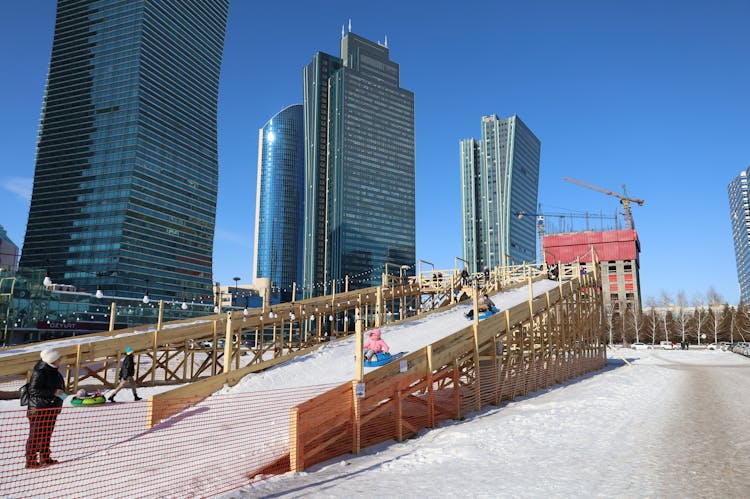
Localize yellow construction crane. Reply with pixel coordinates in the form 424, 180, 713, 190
563, 177, 644, 230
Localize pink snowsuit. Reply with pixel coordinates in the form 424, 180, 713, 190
364, 329, 389, 357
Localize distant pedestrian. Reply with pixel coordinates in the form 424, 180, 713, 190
460, 268, 470, 286
483, 266, 490, 282
108, 347, 141, 402
26, 349, 66, 468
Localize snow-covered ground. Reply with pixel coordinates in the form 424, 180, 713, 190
227, 348, 750, 499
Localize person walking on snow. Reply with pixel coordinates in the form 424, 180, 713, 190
108, 347, 141, 402
363, 329, 389, 362
26, 349, 66, 468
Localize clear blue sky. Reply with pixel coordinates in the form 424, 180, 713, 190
1, 1, 748, 304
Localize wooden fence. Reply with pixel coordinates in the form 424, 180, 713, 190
288, 270, 605, 473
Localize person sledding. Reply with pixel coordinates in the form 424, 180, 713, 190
465, 293, 497, 319
363, 328, 389, 363
71, 388, 106, 406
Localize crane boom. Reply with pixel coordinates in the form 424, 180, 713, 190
563, 177, 644, 205
563, 177, 644, 230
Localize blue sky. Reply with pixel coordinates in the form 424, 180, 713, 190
1, 1, 748, 304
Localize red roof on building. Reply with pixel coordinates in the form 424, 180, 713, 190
543, 229, 639, 264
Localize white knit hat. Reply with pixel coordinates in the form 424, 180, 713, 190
41, 349, 61, 365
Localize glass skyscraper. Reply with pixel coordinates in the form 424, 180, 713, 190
460, 115, 541, 271
302, 31, 415, 296
253, 105, 305, 302
19, 0, 229, 300
728, 168, 750, 303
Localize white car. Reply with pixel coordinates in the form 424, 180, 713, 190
659, 341, 676, 350
631, 342, 650, 350
706, 343, 719, 350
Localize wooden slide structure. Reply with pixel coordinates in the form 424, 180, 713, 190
0, 263, 545, 399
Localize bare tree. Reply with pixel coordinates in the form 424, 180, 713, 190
645, 297, 659, 345
629, 303, 643, 343
676, 290, 689, 344
706, 286, 723, 307
708, 307, 722, 344
605, 304, 615, 345
660, 291, 673, 342
693, 293, 707, 345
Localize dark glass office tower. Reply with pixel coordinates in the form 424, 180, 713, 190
461, 115, 541, 271
20, 0, 229, 300
303, 31, 415, 296
253, 105, 305, 302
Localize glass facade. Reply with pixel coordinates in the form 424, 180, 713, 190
303, 32, 416, 296
461, 115, 541, 271
253, 105, 305, 303
0, 225, 19, 272
19, 0, 229, 301
728, 169, 750, 303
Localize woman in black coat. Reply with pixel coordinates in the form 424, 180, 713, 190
26, 349, 66, 468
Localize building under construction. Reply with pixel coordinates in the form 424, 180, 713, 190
543, 229, 641, 314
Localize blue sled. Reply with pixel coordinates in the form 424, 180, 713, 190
466, 308, 498, 320
364, 352, 392, 367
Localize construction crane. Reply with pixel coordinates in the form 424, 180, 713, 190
563, 177, 645, 230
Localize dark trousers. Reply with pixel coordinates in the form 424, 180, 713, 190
26, 408, 59, 461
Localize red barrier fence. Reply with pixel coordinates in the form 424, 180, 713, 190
0, 384, 336, 498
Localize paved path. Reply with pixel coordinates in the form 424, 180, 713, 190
650, 352, 750, 497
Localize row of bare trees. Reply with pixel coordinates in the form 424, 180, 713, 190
604, 288, 749, 345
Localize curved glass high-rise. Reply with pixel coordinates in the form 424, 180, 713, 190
461, 115, 541, 271
729, 168, 750, 303
19, 0, 229, 300
253, 105, 305, 302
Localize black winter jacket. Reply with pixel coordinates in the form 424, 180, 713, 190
119, 353, 135, 379
28, 360, 65, 410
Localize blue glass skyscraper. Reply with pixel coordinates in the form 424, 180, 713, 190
729, 168, 750, 303
253, 105, 305, 302
19, 0, 229, 300
461, 115, 541, 271
303, 31, 415, 296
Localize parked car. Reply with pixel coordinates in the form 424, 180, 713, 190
659, 341, 676, 350
631, 342, 650, 350
706, 343, 719, 350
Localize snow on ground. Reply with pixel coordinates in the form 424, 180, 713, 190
227, 348, 750, 499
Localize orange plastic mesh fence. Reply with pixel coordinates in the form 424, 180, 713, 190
0, 383, 338, 498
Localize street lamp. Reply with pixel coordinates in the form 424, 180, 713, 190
233, 276, 241, 307
142, 279, 150, 304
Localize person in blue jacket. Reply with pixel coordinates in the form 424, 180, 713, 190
26, 349, 66, 468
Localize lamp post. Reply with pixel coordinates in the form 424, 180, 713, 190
142, 279, 150, 304
233, 276, 240, 307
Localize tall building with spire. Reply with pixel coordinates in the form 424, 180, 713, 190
253, 105, 305, 302
729, 168, 750, 303
460, 115, 541, 271
302, 29, 415, 296
19, 0, 229, 300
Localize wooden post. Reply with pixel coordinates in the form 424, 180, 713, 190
74, 344, 82, 393
292, 282, 296, 303
355, 310, 364, 382
395, 389, 403, 442
375, 287, 383, 327
223, 312, 233, 374
108, 302, 116, 332
345, 275, 349, 293
352, 380, 361, 454
157, 299, 164, 330
211, 319, 219, 374
152, 326, 158, 386
427, 345, 435, 427
290, 407, 303, 471
452, 359, 461, 419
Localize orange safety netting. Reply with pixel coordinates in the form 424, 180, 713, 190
0, 384, 337, 498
